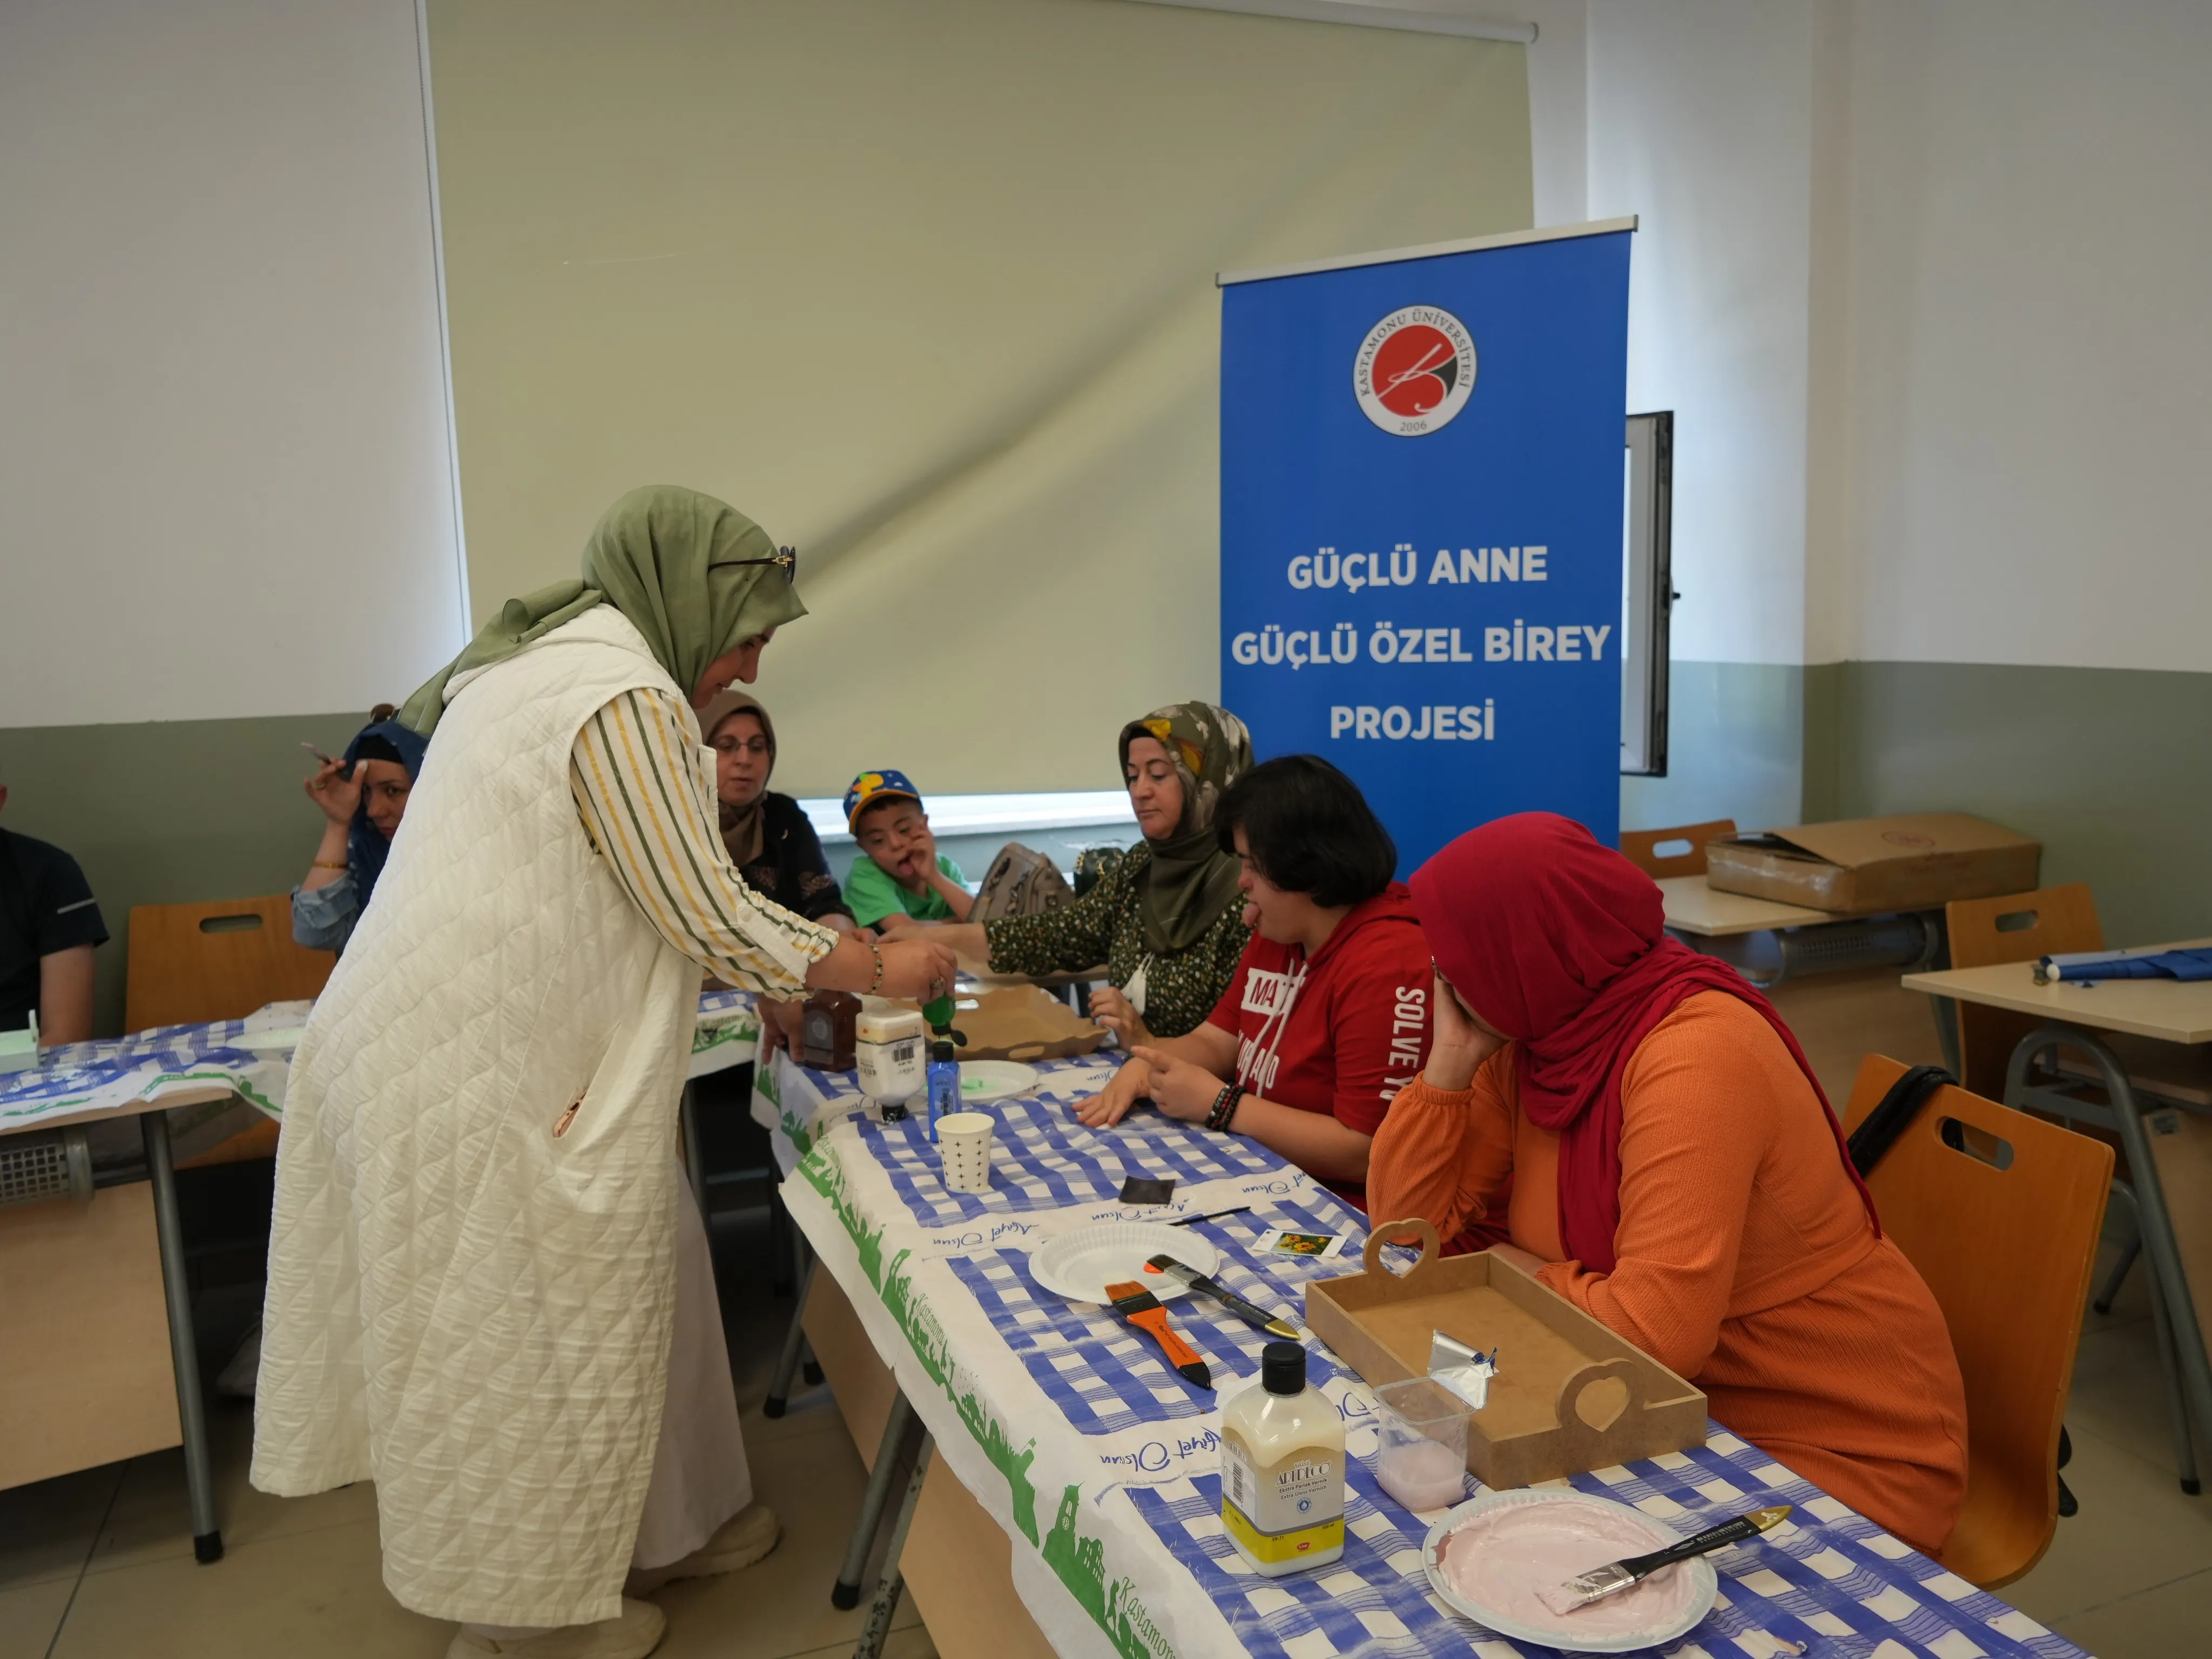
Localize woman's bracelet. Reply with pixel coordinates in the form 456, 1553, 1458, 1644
866, 938, 885, 995
311, 860, 348, 871
1204, 1083, 1244, 1133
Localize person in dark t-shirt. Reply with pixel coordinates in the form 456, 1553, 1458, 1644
0, 782, 109, 1043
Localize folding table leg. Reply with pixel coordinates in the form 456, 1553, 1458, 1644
141, 1111, 223, 1563
853, 1425, 934, 1659
2146, 1244, 2201, 1494
2012, 1027, 2212, 1492
763, 1252, 818, 1418
833, 1391, 919, 1608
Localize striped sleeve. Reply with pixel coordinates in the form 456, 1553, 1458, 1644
569, 687, 837, 996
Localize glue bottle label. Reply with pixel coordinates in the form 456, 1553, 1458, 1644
1220, 1429, 1344, 1567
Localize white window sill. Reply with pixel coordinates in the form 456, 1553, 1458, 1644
798, 791, 1137, 847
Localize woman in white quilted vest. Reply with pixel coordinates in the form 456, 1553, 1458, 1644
252, 487, 959, 1659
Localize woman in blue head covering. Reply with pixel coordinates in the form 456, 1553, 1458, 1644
291, 704, 430, 953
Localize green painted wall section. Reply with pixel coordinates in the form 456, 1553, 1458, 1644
1620, 660, 1807, 839
4, 659, 2204, 1035
1626, 659, 2212, 949
0, 713, 363, 1036
1816, 661, 2212, 947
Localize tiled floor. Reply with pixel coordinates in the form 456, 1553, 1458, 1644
0, 1207, 934, 1659
5, 1217, 2212, 1658
1994, 1237, 2212, 1654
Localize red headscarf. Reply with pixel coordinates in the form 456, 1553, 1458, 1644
1410, 812, 1877, 1274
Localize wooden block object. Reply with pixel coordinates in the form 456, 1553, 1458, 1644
125, 894, 333, 1034
0, 1184, 180, 1491
1305, 1221, 1705, 1488
802, 1267, 1057, 1659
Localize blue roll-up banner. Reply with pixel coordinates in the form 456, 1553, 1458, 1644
1219, 221, 1634, 873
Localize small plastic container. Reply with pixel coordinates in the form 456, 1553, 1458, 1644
1371, 1377, 1473, 1514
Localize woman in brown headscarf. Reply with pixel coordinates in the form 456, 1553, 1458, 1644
697, 689, 854, 932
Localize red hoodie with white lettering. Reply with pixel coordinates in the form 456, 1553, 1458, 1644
1204, 882, 1432, 1209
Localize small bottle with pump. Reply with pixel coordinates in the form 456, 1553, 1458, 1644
1219, 1341, 1344, 1576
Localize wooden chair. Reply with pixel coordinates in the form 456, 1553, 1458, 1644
1944, 884, 2103, 1098
1843, 1054, 2113, 1588
1619, 818, 1735, 880
125, 896, 335, 1166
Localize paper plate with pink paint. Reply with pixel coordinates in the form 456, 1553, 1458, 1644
1422, 1488, 1718, 1653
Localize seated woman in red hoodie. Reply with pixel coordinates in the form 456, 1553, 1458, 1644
1081, 754, 1430, 1204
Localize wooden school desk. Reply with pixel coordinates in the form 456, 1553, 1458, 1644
0, 1082, 235, 1561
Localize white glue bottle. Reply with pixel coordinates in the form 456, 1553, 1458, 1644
1219, 1341, 1345, 1576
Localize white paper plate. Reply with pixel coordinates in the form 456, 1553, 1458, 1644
957, 1060, 1039, 1105
1029, 1222, 1221, 1306
1422, 1489, 1718, 1654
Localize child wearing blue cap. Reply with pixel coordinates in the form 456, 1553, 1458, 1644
842, 769, 973, 928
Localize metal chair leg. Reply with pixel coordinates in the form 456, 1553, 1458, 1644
853, 1427, 934, 1659
832, 1392, 919, 1608
2096, 1225, 2142, 1317
763, 1252, 818, 1418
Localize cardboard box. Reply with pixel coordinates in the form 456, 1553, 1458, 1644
1705, 813, 2040, 914
885, 984, 1108, 1064
1305, 1221, 1705, 1488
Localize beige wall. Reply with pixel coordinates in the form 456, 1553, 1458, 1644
428, 0, 1531, 796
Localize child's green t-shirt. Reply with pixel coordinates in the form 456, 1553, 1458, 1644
844, 852, 968, 928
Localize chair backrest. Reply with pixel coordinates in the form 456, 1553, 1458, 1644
1943, 885, 2103, 1096
124, 895, 335, 1033
1619, 819, 1736, 880
1842, 1053, 2112, 1588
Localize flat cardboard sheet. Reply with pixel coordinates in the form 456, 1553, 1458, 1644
885, 984, 1108, 1064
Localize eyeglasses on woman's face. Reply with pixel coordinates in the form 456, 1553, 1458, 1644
712, 734, 771, 758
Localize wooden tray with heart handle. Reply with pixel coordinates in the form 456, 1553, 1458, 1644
1305, 1219, 1707, 1488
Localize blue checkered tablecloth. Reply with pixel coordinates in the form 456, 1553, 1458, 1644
947, 1199, 1370, 1438
1129, 1429, 2079, 1659
774, 1048, 2089, 1659
2, 989, 758, 1139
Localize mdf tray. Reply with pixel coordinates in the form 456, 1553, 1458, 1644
1306, 1219, 1707, 1488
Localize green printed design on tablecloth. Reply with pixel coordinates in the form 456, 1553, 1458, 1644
0, 1067, 280, 1125
691, 1014, 760, 1055
1044, 1486, 1177, 1659
798, 1139, 1178, 1658
758, 1064, 816, 1159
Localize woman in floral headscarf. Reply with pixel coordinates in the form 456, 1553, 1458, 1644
882, 701, 1252, 1038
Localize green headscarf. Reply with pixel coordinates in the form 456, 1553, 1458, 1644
1118, 701, 1254, 954
399, 485, 807, 735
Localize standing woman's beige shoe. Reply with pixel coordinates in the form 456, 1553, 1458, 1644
626, 1503, 781, 1596
447, 1598, 665, 1658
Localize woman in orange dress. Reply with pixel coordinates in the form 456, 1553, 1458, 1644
1367, 813, 1967, 1554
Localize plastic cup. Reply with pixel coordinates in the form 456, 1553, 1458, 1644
937, 1110, 995, 1193
1371, 1377, 1473, 1513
